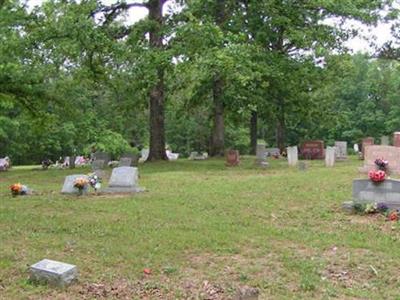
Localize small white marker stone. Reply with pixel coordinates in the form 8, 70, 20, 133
30, 259, 78, 287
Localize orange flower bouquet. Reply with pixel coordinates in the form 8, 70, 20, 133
73, 177, 89, 195
10, 183, 28, 196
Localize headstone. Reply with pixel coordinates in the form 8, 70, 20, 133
189, 152, 208, 160
298, 161, 308, 171
256, 144, 266, 159
381, 136, 390, 146
104, 167, 144, 193
394, 132, 400, 147
300, 140, 325, 159
30, 259, 77, 287
255, 144, 268, 167
361, 137, 374, 160
93, 152, 110, 165
360, 145, 400, 175
353, 144, 359, 153
325, 146, 336, 167
226, 150, 240, 166
139, 148, 149, 163
91, 159, 105, 178
342, 179, 400, 211
287, 146, 298, 167
166, 150, 179, 161
61, 174, 89, 195
265, 148, 280, 158
121, 152, 139, 166
0, 158, 9, 171
334, 141, 347, 160
119, 157, 132, 167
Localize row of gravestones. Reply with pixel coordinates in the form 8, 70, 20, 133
360, 132, 400, 160
61, 166, 144, 195
287, 145, 337, 167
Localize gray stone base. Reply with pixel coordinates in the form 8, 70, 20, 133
30, 259, 77, 287
342, 201, 354, 212
102, 186, 145, 194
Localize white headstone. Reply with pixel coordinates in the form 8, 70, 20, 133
256, 144, 267, 160
353, 144, 359, 153
30, 259, 77, 287
104, 167, 144, 193
325, 146, 336, 167
287, 146, 298, 167
61, 175, 89, 194
334, 141, 347, 160
139, 149, 149, 163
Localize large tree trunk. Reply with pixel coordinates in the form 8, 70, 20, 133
147, 0, 168, 161
276, 99, 286, 152
210, 76, 225, 156
250, 110, 257, 155
209, 0, 226, 157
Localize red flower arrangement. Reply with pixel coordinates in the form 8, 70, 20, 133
368, 169, 386, 183
388, 210, 399, 221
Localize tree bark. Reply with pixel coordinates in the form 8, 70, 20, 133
147, 0, 168, 161
276, 99, 286, 153
210, 76, 225, 156
250, 110, 257, 155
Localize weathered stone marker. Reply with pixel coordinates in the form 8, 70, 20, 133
61, 175, 89, 195
325, 146, 336, 167
300, 140, 325, 159
334, 141, 347, 160
361, 137, 374, 159
255, 144, 268, 167
30, 259, 78, 287
360, 145, 400, 175
381, 136, 389, 146
343, 179, 400, 211
119, 157, 132, 167
287, 146, 298, 167
226, 149, 240, 166
104, 166, 144, 193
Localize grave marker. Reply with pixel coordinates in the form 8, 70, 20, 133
104, 166, 144, 193
325, 146, 336, 167
226, 150, 240, 166
61, 175, 89, 195
300, 140, 325, 159
30, 259, 78, 287
334, 141, 347, 160
361, 137, 374, 159
287, 146, 298, 167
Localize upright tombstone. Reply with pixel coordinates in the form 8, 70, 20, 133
300, 140, 325, 159
139, 148, 149, 163
119, 157, 132, 167
91, 159, 105, 178
361, 137, 374, 160
343, 179, 400, 211
226, 150, 240, 166
255, 144, 268, 167
325, 146, 336, 167
381, 136, 390, 146
287, 146, 298, 167
334, 141, 347, 160
121, 152, 139, 166
30, 259, 78, 287
93, 152, 110, 165
361, 145, 400, 175
104, 166, 144, 193
61, 174, 89, 195
394, 132, 400, 147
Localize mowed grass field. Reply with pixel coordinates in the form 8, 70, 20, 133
1, 157, 400, 299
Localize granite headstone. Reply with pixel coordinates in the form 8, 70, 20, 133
287, 146, 298, 167
104, 166, 144, 193
61, 175, 89, 194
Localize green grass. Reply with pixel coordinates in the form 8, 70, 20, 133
1, 156, 400, 299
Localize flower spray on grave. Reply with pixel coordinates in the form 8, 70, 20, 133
10, 183, 29, 197
367, 157, 389, 183
73, 177, 89, 196
88, 173, 102, 193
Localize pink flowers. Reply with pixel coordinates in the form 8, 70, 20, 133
368, 170, 386, 183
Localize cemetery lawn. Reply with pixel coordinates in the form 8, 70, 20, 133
2, 157, 400, 299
